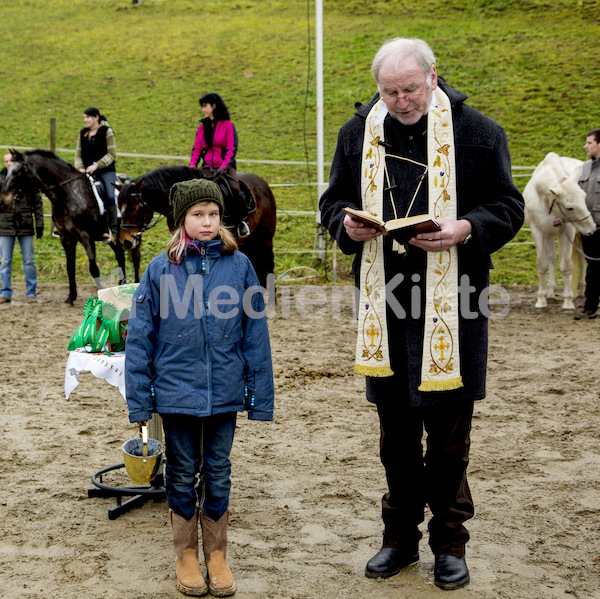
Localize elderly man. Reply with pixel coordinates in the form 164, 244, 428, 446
574, 128, 600, 320
319, 38, 524, 590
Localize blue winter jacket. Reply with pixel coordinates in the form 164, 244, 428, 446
125, 240, 274, 423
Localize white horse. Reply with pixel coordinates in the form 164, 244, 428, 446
523, 152, 596, 310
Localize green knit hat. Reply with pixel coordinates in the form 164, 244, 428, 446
169, 179, 225, 227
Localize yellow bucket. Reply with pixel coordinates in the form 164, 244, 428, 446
122, 425, 164, 486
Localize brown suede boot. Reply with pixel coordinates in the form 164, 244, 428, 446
199, 510, 236, 596
170, 508, 208, 596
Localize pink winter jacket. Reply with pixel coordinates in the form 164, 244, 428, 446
190, 120, 236, 169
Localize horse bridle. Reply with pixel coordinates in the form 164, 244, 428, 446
548, 195, 594, 224
119, 189, 165, 237
549, 165, 594, 224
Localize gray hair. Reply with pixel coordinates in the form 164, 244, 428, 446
371, 38, 436, 82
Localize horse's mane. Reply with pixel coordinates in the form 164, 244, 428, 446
136, 165, 202, 191
26, 148, 78, 172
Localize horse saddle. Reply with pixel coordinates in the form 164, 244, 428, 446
87, 174, 107, 213
214, 174, 256, 215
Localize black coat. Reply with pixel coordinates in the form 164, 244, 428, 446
319, 79, 524, 408
0, 168, 44, 236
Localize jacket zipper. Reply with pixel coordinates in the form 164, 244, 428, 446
198, 245, 211, 412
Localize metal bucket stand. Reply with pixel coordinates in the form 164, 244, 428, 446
88, 415, 166, 520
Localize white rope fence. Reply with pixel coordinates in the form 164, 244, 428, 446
1, 144, 538, 260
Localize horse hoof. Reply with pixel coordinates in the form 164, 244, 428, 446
65, 297, 76, 305
534, 301, 548, 309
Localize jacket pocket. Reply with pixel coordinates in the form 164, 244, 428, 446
210, 326, 243, 347
210, 338, 246, 409
157, 325, 196, 346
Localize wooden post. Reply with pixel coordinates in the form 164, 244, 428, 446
332, 240, 337, 284
50, 118, 56, 153
147, 413, 163, 443
147, 413, 164, 479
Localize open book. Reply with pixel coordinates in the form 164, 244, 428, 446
343, 207, 438, 243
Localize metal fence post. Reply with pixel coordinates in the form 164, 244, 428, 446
50, 118, 56, 153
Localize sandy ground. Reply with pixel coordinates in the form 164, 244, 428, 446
0, 281, 599, 599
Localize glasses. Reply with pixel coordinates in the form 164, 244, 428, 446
380, 78, 429, 103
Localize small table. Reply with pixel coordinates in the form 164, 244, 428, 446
65, 349, 165, 519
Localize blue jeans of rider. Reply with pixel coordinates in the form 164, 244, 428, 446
97, 171, 117, 208
162, 412, 237, 522
0, 235, 37, 300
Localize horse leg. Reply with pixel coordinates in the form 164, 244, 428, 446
109, 239, 127, 284
578, 248, 587, 298
61, 237, 78, 305
558, 230, 575, 310
80, 235, 101, 289
531, 228, 552, 308
239, 235, 269, 288
573, 233, 587, 299
546, 237, 558, 301
131, 245, 141, 283
263, 238, 276, 306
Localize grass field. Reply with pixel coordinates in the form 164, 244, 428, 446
1, 0, 598, 287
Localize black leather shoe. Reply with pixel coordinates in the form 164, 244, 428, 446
434, 555, 470, 590
365, 547, 419, 579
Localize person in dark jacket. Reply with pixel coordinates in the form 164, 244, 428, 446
574, 127, 600, 320
125, 178, 274, 597
74, 107, 118, 243
0, 153, 44, 304
319, 38, 524, 591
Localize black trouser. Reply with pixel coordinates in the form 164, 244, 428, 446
376, 399, 474, 557
581, 229, 600, 312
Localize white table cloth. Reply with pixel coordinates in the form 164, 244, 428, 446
65, 349, 126, 399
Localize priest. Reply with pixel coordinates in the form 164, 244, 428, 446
319, 37, 524, 591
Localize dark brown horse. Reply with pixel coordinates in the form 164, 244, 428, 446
117, 166, 276, 286
0, 149, 127, 304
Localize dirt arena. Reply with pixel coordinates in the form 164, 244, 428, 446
0, 282, 598, 599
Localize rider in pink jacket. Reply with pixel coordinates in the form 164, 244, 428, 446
190, 93, 249, 237
190, 119, 236, 171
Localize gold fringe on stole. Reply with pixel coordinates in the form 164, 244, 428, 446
418, 377, 463, 392
355, 365, 395, 377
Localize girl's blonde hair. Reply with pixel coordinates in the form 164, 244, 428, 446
166, 202, 238, 264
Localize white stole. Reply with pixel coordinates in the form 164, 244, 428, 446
355, 87, 463, 392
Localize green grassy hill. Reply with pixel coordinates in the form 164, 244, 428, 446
1, 0, 598, 286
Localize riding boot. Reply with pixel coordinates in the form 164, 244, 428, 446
170, 508, 208, 596
103, 206, 119, 245
199, 510, 236, 597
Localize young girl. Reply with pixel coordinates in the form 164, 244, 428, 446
125, 178, 274, 597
